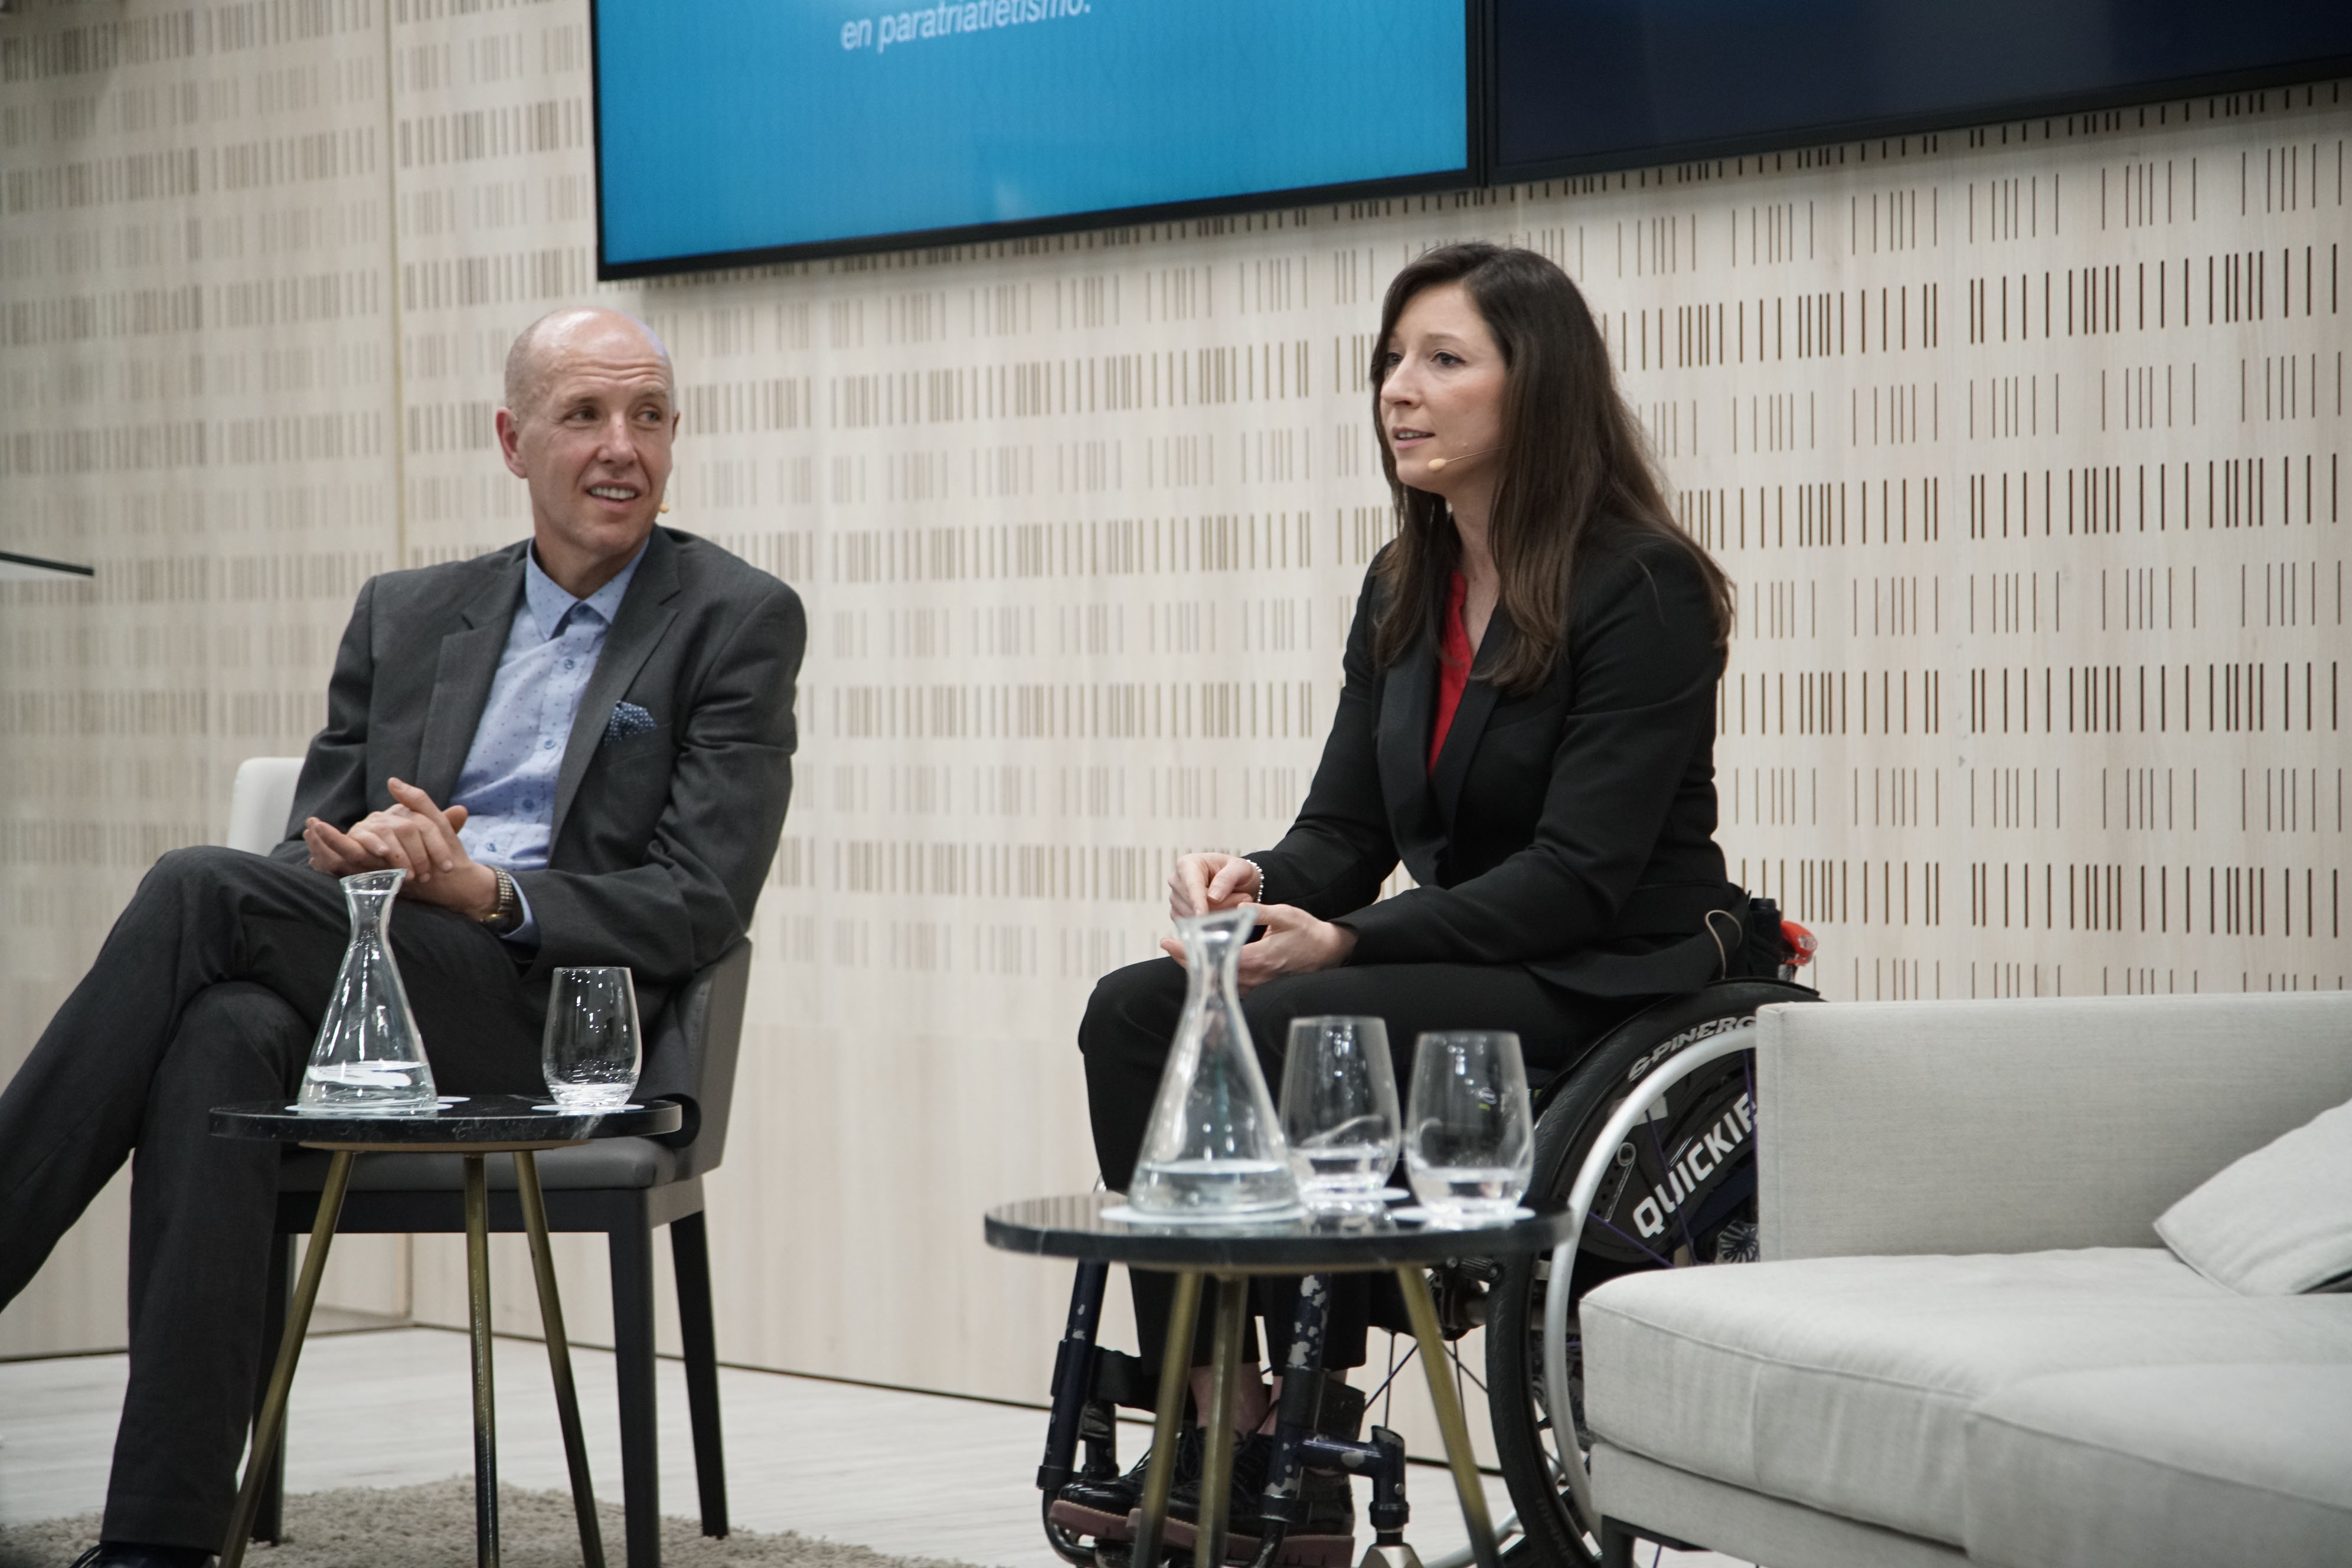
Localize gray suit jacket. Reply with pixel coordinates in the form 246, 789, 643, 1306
270, 527, 805, 1011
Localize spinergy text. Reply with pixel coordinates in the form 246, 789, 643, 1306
841, 0, 1092, 54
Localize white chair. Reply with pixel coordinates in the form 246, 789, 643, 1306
226, 756, 306, 855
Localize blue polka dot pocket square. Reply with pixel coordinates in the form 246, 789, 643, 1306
603, 700, 658, 747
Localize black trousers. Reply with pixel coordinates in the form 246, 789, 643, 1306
1078, 956, 1645, 1373
0, 846, 544, 1551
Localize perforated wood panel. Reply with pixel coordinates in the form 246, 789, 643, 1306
2, 1, 2343, 1406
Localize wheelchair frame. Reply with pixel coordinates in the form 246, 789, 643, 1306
1482, 974, 1821, 1566
1542, 1024, 1770, 1534
1035, 955, 1817, 1568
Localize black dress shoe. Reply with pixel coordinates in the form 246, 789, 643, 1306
1050, 1426, 1204, 1543
68, 1545, 213, 1568
1158, 1381, 1366, 1566
1054, 1381, 1367, 1557
1157, 1433, 1356, 1567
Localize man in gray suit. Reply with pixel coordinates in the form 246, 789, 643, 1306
0, 308, 805, 1568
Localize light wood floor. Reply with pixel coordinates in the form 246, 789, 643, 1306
0, 1327, 1739, 1567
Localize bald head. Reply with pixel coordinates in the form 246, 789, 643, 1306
504, 307, 673, 420
495, 306, 680, 599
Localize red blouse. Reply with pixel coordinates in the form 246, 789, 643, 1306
1428, 570, 1474, 772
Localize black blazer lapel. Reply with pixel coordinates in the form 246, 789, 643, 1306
1429, 615, 1514, 834
551, 528, 681, 842
414, 551, 525, 804
1376, 630, 1445, 885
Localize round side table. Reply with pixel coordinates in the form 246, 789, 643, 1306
211, 1094, 682, 1568
985, 1193, 1575, 1568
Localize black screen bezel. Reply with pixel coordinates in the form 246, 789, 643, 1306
1485, 0, 2352, 188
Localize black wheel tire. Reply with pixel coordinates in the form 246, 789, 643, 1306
1485, 979, 1819, 1568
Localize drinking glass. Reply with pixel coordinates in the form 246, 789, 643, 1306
1405, 1031, 1534, 1225
1280, 1016, 1400, 1215
542, 966, 642, 1111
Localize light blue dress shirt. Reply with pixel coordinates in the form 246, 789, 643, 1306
452, 541, 646, 946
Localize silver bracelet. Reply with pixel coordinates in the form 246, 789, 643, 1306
1244, 858, 1268, 903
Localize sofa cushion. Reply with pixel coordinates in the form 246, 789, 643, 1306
2155, 1093, 2352, 1294
1963, 1364, 2352, 1568
1581, 1249, 2352, 1546
1758, 992, 2352, 1263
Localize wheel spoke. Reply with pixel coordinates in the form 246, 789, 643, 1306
1445, 1338, 1488, 1396
1365, 1334, 1416, 1425
1484, 997, 1804, 1566
1588, 1213, 1677, 1270
1640, 1105, 1706, 1263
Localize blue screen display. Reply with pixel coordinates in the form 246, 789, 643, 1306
595, 1, 1469, 271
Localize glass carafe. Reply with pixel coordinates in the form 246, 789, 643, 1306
1128, 905, 1302, 1221
297, 868, 437, 1115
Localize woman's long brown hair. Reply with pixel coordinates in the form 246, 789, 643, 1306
1370, 243, 1733, 692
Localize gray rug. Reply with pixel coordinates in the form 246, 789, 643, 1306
0, 1478, 986, 1568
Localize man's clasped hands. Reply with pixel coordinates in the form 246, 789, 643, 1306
302, 778, 505, 920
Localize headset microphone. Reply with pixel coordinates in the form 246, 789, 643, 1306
1425, 447, 1498, 473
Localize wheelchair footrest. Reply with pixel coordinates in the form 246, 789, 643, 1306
1128, 1511, 1355, 1568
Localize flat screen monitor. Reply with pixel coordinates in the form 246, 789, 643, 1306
1493, 0, 2352, 182
594, 1, 1475, 277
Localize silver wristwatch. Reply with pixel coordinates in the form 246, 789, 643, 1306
479, 868, 522, 934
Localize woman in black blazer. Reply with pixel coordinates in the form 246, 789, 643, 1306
1063, 243, 1747, 1544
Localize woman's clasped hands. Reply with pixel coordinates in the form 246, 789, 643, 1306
1161, 851, 1356, 995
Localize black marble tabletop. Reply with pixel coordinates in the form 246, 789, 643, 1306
210, 1093, 681, 1147
984, 1190, 1574, 1270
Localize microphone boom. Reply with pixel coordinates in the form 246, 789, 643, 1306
1425, 447, 1497, 473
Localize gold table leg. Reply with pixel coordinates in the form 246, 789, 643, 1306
1195, 1275, 1251, 1568
1397, 1266, 1501, 1568
465, 1152, 502, 1568
515, 1149, 606, 1568
1132, 1270, 1203, 1568
220, 1149, 355, 1568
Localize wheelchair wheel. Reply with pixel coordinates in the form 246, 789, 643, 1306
1483, 978, 1819, 1567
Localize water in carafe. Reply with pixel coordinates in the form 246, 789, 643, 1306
302, 1060, 437, 1102
1128, 904, 1302, 1221
298, 868, 438, 1115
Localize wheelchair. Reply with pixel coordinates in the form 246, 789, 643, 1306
1032, 902, 1819, 1568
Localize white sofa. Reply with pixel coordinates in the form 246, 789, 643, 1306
1580, 992, 2352, 1568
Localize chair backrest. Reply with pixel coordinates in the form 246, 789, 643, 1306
640, 935, 754, 1180
1758, 991, 2352, 1262
227, 752, 753, 1180
227, 756, 305, 854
